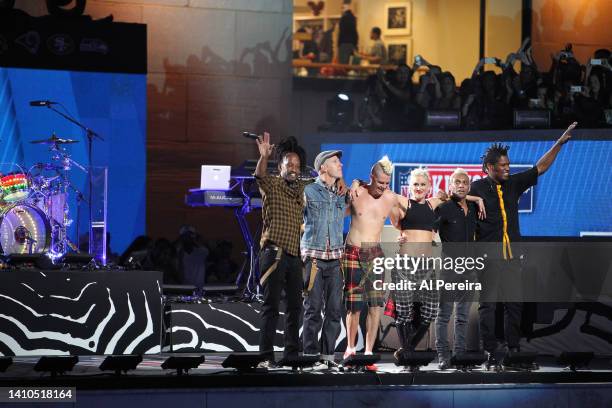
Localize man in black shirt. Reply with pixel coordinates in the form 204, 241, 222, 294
338, 2, 358, 64
434, 168, 479, 370
469, 122, 577, 368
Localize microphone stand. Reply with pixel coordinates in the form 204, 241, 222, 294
43, 104, 104, 254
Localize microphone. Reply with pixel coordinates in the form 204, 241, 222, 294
29, 100, 57, 107
242, 131, 260, 140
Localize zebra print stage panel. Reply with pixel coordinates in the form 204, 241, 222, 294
164, 302, 612, 356
163, 302, 366, 352
0, 270, 163, 356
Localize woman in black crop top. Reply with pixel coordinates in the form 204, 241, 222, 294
388, 168, 484, 364
395, 169, 484, 253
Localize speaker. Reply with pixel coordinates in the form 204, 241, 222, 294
513, 109, 550, 129
425, 110, 461, 129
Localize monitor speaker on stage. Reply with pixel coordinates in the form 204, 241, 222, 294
34, 355, 79, 377
394, 350, 436, 372
424, 110, 461, 130
161, 355, 205, 376
7, 253, 53, 269
222, 352, 267, 372
513, 109, 550, 129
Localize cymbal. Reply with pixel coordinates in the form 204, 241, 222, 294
30, 134, 79, 145
30, 162, 63, 171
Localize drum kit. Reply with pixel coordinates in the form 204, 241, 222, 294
0, 133, 84, 257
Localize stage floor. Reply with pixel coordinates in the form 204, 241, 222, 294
2, 352, 612, 389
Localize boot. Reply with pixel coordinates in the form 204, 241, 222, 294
394, 322, 413, 361
410, 322, 431, 350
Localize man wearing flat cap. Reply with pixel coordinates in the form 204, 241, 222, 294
301, 150, 348, 369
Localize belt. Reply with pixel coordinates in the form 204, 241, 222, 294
304, 258, 318, 296
260, 245, 282, 285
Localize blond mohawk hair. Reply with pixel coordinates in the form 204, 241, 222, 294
376, 155, 393, 176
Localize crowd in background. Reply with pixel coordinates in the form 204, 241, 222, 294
117, 226, 238, 289
358, 41, 612, 131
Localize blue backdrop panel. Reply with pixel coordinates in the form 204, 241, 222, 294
322, 140, 612, 237
0, 67, 146, 252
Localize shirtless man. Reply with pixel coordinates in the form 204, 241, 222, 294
343, 156, 402, 366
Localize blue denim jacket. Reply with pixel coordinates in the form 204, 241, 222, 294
301, 177, 346, 251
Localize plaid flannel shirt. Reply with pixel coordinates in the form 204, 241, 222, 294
256, 174, 311, 256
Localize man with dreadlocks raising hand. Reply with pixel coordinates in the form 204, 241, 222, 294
469, 122, 577, 370
254, 132, 310, 368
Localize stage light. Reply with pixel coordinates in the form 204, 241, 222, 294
277, 355, 319, 371
502, 351, 538, 371
221, 352, 267, 372
341, 353, 381, 371
324, 93, 355, 130
161, 355, 205, 376
0, 356, 12, 372
394, 351, 436, 372
34, 355, 78, 377
99, 354, 143, 375
557, 351, 594, 372
450, 352, 487, 371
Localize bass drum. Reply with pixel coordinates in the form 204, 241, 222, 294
0, 204, 51, 254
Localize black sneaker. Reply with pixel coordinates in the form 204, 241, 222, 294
502, 348, 525, 371
324, 360, 340, 370
257, 360, 278, 369
483, 351, 499, 371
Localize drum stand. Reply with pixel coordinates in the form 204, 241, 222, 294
41, 103, 104, 257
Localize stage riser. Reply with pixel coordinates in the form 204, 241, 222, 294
0, 270, 163, 356
164, 302, 612, 356
59, 385, 612, 408
163, 302, 356, 352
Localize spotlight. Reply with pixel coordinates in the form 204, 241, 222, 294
161, 354, 205, 376
394, 351, 436, 372
325, 93, 355, 130
341, 353, 381, 371
99, 354, 143, 375
278, 355, 319, 371
450, 352, 487, 371
0, 356, 12, 372
557, 351, 594, 372
502, 351, 538, 371
34, 355, 78, 377
221, 352, 267, 373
